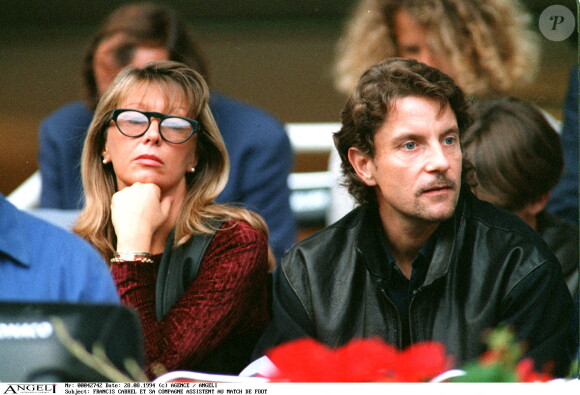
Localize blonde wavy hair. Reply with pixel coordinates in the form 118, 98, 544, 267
334, 0, 540, 97
74, 61, 274, 270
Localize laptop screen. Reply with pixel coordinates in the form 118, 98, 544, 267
0, 302, 144, 382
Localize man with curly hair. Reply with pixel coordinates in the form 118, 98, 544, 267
327, 0, 543, 224
254, 58, 575, 377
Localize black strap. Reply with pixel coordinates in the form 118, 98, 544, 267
155, 222, 222, 320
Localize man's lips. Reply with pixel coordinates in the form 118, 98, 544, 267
418, 180, 456, 196
134, 154, 164, 166
424, 185, 452, 193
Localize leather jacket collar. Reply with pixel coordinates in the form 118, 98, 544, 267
355, 196, 466, 288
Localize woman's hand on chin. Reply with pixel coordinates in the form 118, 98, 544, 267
111, 182, 173, 252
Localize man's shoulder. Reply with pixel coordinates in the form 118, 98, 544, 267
462, 194, 537, 235
1, 197, 100, 265
281, 207, 364, 269
25, 213, 97, 258
0, 197, 119, 304
460, 194, 556, 262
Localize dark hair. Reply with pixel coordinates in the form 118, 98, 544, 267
334, 58, 473, 205
462, 97, 563, 211
82, 2, 208, 109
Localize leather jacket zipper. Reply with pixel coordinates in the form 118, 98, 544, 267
379, 285, 404, 348
407, 288, 420, 344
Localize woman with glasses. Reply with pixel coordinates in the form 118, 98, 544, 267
38, 3, 296, 264
74, 61, 273, 378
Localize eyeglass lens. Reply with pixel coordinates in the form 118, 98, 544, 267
116, 110, 194, 143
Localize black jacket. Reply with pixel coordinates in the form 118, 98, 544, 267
254, 193, 575, 376
537, 210, 578, 297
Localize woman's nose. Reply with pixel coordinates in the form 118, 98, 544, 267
144, 118, 162, 143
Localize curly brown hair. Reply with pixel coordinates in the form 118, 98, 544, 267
334, 0, 539, 97
334, 58, 475, 206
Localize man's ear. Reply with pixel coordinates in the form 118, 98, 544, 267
348, 147, 377, 186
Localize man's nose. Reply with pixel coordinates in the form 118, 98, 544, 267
425, 145, 450, 172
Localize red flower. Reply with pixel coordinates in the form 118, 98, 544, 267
265, 337, 451, 382
395, 342, 452, 382
515, 358, 554, 382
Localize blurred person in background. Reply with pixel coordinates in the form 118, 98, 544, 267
462, 97, 578, 297
334, 0, 538, 98
38, 2, 296, 262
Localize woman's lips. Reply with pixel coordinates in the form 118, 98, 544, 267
134, 154, 163, 166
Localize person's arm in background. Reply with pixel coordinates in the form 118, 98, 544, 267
39, 113, 65, 209
546, 66, 578, 225
211, 93, 297, 264
238, 118, 296, 263
38, 102, 93, 209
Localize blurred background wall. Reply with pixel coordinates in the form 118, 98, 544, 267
0, 0, 577, 196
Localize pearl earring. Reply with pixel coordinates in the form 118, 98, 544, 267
190, 167, 196, 173
102, 158, 109, 164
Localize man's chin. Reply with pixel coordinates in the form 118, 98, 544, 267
418, 199, 458, 223
422, 211, 455, 223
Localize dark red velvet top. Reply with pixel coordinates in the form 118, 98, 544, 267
111, 220, 271, 377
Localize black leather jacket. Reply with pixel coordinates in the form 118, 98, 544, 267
537, 210, 578, 297
254, 193, 575, 376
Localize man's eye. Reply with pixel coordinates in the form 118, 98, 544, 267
443, 137, 456, 145
403, 142, 416, 150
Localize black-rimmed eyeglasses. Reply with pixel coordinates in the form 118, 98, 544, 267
110, 109, 200, 144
